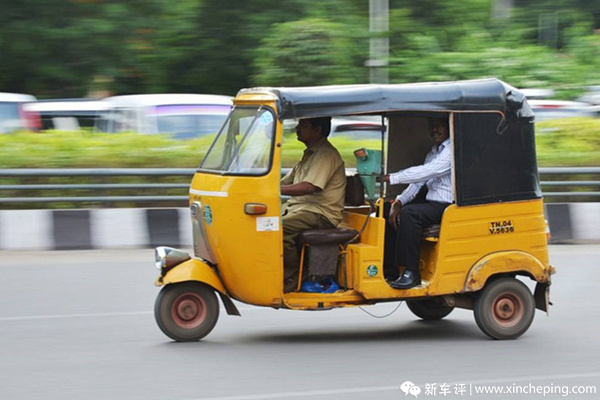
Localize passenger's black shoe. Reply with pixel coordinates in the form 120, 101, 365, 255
389, 270, 421, 289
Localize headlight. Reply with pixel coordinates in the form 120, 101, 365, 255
155, 247, 191, 272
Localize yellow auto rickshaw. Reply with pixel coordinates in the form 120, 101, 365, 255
153, 78, 554, 341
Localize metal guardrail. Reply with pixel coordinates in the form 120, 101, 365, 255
537, 167, 600, 199
0, 168, 194, 205
0, 167, 598, 206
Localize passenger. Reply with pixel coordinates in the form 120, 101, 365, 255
381, 117, 452, 289
281, 117, 346, 292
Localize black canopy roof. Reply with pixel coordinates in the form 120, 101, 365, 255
237, 78, 533, 122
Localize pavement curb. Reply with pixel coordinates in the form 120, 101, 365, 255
0, 208, 191, 250
0, 203, 598, 250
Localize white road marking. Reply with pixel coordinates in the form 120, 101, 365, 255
0, 311, 152, 321
0, 305, 272, 322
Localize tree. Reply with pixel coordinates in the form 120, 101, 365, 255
252, 18, 365, 87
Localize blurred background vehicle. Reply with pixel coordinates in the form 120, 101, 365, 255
23, 98, 109, 131
283, 116, 385, 140
520, 88, 599, 122
520, 88, 557, 100
577, 86, 600, 106
0, 92, 39, 133
329, 116, 385, 140
95, 94, 233, 139
529, 99, 599, 122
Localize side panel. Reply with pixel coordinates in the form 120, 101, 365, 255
429, 199, 550, 294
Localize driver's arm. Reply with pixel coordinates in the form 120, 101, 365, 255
281, 181, 319, 196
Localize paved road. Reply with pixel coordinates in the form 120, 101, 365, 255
0, 246, 598, 400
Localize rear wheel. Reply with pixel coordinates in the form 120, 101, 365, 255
474, 278, 535, 340
406, 297, 454, 320
154, 282, 219, 342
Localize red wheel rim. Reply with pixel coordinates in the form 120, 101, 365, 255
171, 292, 207, 329
492, 293, 524, 327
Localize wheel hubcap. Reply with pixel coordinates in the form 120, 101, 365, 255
172, 293, 207, 329
492, 293, 523, 327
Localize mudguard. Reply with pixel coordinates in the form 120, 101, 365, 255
155, 258, 240, 316
464, 251, 551, 292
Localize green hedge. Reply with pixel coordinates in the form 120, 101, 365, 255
0, 117, 598, 170
0, 131, 214, 169
535, 118, 600, 166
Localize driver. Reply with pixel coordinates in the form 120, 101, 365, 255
280, 117, 346, 292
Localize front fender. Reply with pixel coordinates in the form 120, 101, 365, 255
155, 258, 227, 295
154, 258, 241, 316
464, 251, 551, 292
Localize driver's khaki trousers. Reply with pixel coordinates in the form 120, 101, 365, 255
282, 208, 334, 291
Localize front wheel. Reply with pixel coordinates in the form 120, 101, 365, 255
474, 278, 535, 340
154, 282, 219, 342
406, 298, 454, 320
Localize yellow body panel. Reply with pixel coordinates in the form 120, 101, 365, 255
155, 258, 227, 294
189, 100, 284, 308
430, 199, 549, 294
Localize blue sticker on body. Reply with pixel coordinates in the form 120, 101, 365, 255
259, 112, 273, 125
367, 265, 378, 277
203, 205, 213, 226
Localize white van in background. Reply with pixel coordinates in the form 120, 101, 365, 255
529, 99, 599, 121
23, 98, 110, 131
520, 87, 599, 121
0, 92, 39, 133
95, 94, 233, 139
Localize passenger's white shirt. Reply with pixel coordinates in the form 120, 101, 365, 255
388, 138, 453, 205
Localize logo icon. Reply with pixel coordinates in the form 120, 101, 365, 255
366, 265, 378, 277
400, 381, 421, 398
203, 205, 213, 226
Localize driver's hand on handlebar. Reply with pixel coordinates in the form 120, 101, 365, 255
388, 201, 402, 229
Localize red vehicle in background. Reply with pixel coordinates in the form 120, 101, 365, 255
0, 92, 40, 133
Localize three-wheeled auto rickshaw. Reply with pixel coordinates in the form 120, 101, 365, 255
153, 78, 554, 341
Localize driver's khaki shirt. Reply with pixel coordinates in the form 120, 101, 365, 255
281, 137, 346, 226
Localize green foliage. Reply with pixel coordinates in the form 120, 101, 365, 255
535, 117, 600, 166
388, 21, 598, 97
0, 0, 598, 97
0, 131, 212, 168
252, 18, 364, 87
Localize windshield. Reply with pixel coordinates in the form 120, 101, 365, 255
199, 106, 275, 175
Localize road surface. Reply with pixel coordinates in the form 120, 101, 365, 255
0, 246, 598, 399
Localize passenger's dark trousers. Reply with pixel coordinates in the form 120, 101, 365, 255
384, 201, 450, 279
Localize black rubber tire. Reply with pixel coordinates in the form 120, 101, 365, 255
406, 298, 454, 320
474, 278, 535, 340
154, 282, 219, 342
